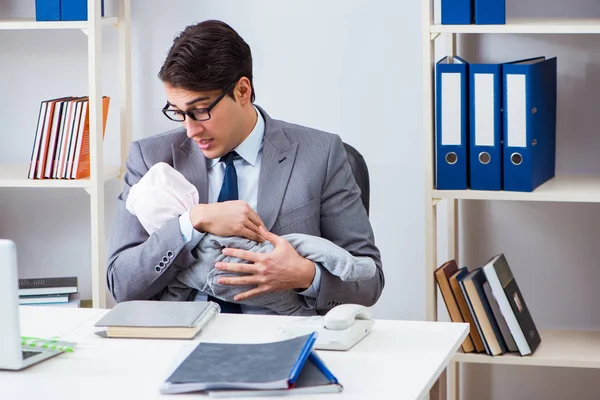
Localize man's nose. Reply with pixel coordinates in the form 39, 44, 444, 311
185, 118, 205, 138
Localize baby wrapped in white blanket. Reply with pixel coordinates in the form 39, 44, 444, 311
126, 163, 376, 316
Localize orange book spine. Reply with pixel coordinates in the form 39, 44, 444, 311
73, 96, 110, 180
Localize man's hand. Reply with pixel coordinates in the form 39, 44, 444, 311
215, 226, 316, 301
190, 200, 265, 243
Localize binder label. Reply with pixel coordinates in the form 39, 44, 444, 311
474, 74, 495, 146
441, 73, 462, 145
506, 74, 527, 148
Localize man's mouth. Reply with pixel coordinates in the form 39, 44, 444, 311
197, 138, 214, 150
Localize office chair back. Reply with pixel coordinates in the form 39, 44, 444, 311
343, 142, 370, 216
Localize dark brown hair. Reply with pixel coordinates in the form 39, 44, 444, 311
158, 20, 255, 102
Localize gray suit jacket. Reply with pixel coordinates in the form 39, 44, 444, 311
107, 106, 384, 312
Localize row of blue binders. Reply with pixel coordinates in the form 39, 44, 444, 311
435, 55, 557, 192
442, 0, 505, 25
35, 0, 104, 21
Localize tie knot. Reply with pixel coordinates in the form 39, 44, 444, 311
219, 151, 237, 167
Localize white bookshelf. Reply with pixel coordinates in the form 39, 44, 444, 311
0, 16, 118, 30
1, 0, 132, 308
422, 1, 600, 399
431, 17, 600, 34
433, 175, 600, 203
0, 165, 120, 188
454, 329, 600, 369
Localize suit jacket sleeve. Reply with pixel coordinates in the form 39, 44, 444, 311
106, 141, 200, 302
314, 135, 384, 310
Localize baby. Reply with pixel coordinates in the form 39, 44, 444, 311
126, 163, 376, 316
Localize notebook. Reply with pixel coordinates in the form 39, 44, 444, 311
160, 333, 340, 394
94, 300, 219, 339
206, 352, 343, 397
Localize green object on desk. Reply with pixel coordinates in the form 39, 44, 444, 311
21, 336, 75, 352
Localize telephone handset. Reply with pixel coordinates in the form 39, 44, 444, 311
278, 304, 374, 351
323, 303, 373, 330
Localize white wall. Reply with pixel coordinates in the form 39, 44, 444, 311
0, 0, 424, 321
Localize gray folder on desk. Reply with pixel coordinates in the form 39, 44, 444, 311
207, 352, 343, 397
160, 333, 342, 395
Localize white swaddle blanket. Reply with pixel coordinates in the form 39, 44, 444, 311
126, 162, 199, 234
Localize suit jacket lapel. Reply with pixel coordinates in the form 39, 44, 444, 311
170, 108, 297, 229
172, 137, 208, 204
257, 109, 298, 231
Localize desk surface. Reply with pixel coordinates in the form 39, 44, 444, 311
1, 306, 468, 400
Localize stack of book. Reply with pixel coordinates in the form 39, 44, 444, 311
18, 277, 80, 308
28, 96, 110, 180
435, 254, 541, 356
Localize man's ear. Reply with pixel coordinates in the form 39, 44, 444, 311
236, 77, 253, 105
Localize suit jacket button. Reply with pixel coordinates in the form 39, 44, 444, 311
162, 256, 169, 263
167, 251, 174, 258
155, 266, 161, 272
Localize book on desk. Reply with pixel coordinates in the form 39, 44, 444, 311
160, 333, 343, 396
94, 300, 220, 339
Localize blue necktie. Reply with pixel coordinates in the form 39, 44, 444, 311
217, 151, 238, 202
209, 151, 242, 314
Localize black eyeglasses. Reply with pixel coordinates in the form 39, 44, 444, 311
162, 81, 237, 122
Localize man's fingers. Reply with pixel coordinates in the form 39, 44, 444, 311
258, 226, 285, 246
215, 262, 256, 274
243, 219, 262, 235
217, 275, 260, 286
241, 226, 265, 243
223, 247, 262, 263
234, 286, 268, 302
248, 209, 266, 230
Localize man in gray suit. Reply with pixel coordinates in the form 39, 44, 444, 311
107, 19, 384, 315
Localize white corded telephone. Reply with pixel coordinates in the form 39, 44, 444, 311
278, 304, 374, 351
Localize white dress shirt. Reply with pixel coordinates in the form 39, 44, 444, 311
177, 107, 321, 314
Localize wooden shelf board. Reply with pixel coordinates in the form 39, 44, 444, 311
0, 17, 118, 30
0, 165, 120, 188
454, 329, 600, 368
431, 18, 600, 34
432, 175, 600, 203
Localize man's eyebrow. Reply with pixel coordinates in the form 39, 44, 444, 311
165, 96, 211, 109
186, 96, 211, 106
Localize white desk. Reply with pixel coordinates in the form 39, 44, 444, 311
1, 307, 468, 400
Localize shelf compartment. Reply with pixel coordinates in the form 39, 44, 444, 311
0, 164, 120, 188
0, 17, 119, 30
432, 175, 600, 203
454, 329, 600, 368
431, 18, 600, 35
